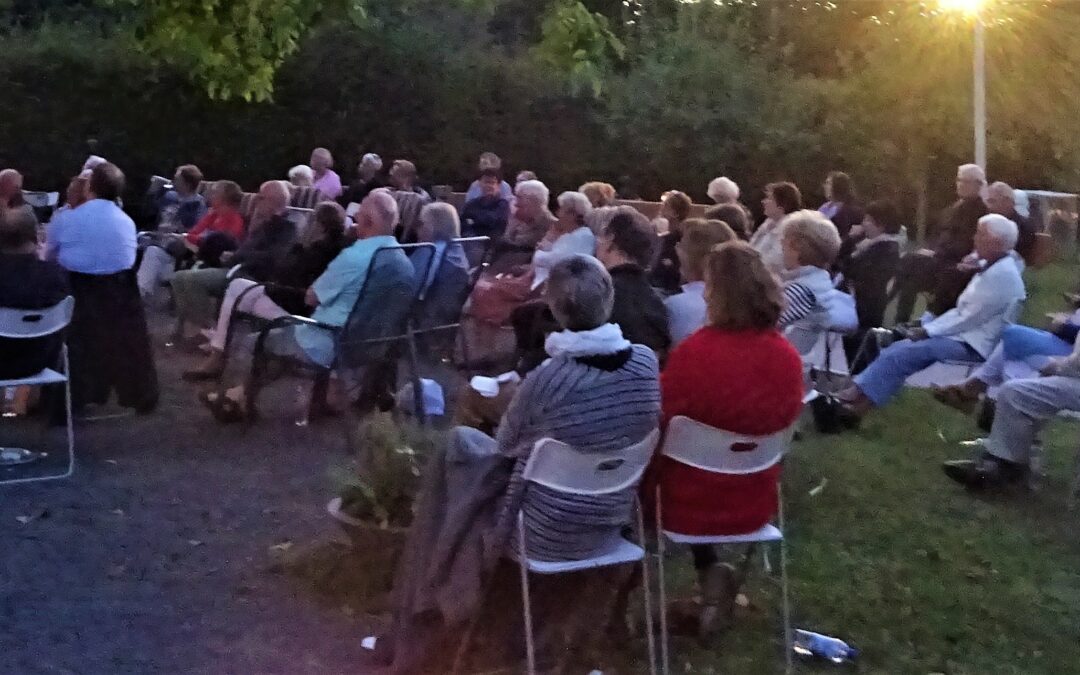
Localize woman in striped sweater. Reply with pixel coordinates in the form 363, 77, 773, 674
471, 254, 662, 561
377, 255, 660, 672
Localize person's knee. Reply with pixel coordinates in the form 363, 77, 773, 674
997, 380, 1032, 409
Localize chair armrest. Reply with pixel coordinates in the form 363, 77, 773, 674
261, 314, 337, 333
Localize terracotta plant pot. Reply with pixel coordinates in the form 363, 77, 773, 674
326, 497, 407, 555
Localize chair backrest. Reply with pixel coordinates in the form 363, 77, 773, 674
446, 192, 468, 210
239, 192, 258, 221
335, 243, 435, 368
661, 416, 791, 475
457, 235, 494, 277
392, 190, 430, 244
0, 296, 75, 339
289, 185, 322, 209
414, 236, 492, 329
523, 429, 660, 496
22, 190, 59, 208
285, 207, 314, 237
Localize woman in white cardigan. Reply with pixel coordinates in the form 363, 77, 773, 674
750, 181, 802, 274
531, 191, 597, 288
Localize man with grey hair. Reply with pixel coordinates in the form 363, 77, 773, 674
0, 168, 37, 226
985, 180, 1036, 264
839, 213, 1025, 419
893, 163, 989, 323
0, 168, 24, 207
293, 188, 402, 366
310, 147, 342, 200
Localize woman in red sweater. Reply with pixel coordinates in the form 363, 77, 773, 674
137, 181, 248, 299
656, 240, 804, 634
182, 180, 246, 257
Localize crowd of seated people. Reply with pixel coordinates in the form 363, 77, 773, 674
136, 179, 246, 299
198, 189, 403, 422
182, 201, 349, 382
170, 180, 297, 345
4, 146, 1068, 673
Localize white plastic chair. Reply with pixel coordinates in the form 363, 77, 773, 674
515, 429, 661, 675
0, 296, 76, 485
21, 190, 60, 209
654, 416, 794, 675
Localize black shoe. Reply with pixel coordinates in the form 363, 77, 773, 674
942, 454, 1024, 491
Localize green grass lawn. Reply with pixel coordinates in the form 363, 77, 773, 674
671, 258, 1080, 674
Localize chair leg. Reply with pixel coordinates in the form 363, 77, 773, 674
636, 497, 658, 675
655, 486, 669, 675
1069, 443, 1080, 510
1, 348, 75, 487
404, 331, 426, 425
518, 514, 537, 675
62, 347, 74, 479
779, 492, 793, 675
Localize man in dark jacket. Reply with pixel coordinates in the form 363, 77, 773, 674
460, 169, 510, 240
171, 180, 296, 340
892, 163, 988, 322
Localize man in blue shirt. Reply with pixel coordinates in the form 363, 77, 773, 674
296, 188, 403, 366
46, 163, 137, 274
201, 189, 408, 423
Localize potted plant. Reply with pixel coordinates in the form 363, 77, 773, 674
327, 412, 441, 551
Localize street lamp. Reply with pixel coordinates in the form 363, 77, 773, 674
940, 0, 987, 172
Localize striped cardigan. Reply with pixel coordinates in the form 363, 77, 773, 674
494, 344, 661, 561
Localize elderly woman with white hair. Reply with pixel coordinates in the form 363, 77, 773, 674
838, 213, 1026, 421
341, 153, 386, 207
309, 147, 342, 200
287, 165, 315, 188
774, 210, 855, 354
374, 255, 661, 672
707, 176, 740, 205
497, 179, 557, 262
532, 191, 596, 287
468, 191, 596, 329
416, 202, 470, 323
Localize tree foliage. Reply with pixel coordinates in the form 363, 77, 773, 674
97, 0, 346, 101
534, 0, 625, 96
3, 0, 1080, 222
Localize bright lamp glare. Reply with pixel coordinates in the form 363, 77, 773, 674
939, 0, 984, 15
